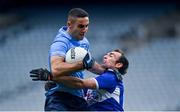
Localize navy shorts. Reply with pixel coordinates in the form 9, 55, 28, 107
44, 91, 88, 111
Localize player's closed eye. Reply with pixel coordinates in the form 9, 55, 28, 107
105, 53, 112, 57
109, 53, 115, 58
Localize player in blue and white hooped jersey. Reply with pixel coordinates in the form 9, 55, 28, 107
57, 49, 129, 111
85, 69, 124, 111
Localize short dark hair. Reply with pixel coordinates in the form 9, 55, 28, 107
114, 49, 129, 75
68, 8, 89, 18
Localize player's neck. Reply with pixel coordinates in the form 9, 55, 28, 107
66, 27, 72, 35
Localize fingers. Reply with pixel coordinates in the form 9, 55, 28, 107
30, 69, 40, 81
29, 74, 39, 81
30, 74, 38, 77
29, 68, 43, 74
29, 69, 39, 74
32, 78, 40, 81
30, 68, 45, 81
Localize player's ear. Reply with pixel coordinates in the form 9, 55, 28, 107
115, 63, 123, 69
67, 20, 75, 29
67, 16, 75, 28
67, 20, 71, 27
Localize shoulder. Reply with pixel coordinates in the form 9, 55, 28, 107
53, 33, 70, 44
80, 37, 89, 45
52, 26, 71, 44
95, 71, 118, 91
79, 37, 90, 50
102, 70, 117, 79
83, 37, 89, 43
96, 70, 119, 86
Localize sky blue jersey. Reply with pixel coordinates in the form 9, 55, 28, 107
86, 70, 124, 111
46, 26, 90, 98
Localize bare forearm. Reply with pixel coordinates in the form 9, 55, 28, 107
53, 76, 84, 89
52, 61, 83, 76
88, 62, 105, 75
51, 56, 84, 77
53, 76, 97, 89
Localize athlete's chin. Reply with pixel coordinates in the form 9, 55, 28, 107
103, 60, 107, 64
77, 36, 84, 40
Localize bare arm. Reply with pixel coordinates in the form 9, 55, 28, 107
53, 76, 97, 89
88, 62, 106, 75
51, 56, 84, 80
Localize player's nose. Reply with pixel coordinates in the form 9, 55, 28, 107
81, 30, 87, 33
82, 27, 88, 33
103, 55, 107, 59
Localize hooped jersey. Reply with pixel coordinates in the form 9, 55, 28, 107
86, 70, 124, 111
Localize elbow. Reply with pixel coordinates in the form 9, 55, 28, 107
72, 80, 86, 89
51, 68, 60, 76
51, 69, 59, 82
51, 67, 63, 79
51, 66, 71, 82
51, 69, 63, 82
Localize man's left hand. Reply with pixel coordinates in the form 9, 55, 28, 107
83, 52, 95, 69
29, 68, 52, 81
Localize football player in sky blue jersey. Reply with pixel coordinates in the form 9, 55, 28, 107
30, 8, 105, 111
30, 49, 129, 111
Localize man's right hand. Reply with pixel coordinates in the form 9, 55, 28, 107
29, 68, 52, 81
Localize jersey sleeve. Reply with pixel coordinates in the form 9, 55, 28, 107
49, 39, 68, 57
95, 72, 118, 93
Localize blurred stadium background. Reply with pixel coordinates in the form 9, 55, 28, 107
0, 0, 179, 111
